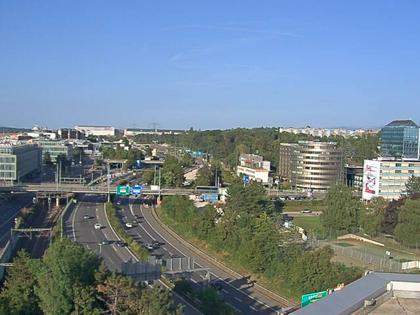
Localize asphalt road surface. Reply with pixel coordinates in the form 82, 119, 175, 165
117, 196, 290, 314
65, 194, 201, 315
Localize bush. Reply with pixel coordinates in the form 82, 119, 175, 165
105, 203, 149, 260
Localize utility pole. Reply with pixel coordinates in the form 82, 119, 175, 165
107, 161, 111, 203
158, 167, 161, 199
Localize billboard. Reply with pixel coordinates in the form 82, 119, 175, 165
362, 160, 381, 200
301, 290, 328, 307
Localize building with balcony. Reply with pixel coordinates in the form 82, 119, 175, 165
0, 144, 41, 182
279, 141, 344, 191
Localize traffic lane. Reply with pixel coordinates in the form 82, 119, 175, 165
127, 202, 271, 314
95, 202, 134, 263
72, 200, 123, 272
70, 197, 201, 315
116, 198, 173, 260
118, 199, 234, 310
0, 195, 33, 247
139, 205, 283, 314
82, 199, 200, 315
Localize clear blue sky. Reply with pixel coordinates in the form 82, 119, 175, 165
1, 0, 419, 130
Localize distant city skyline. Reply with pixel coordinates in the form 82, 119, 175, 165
1, 1, 420, 129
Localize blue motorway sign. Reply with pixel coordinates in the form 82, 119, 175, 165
242, 175, 250, 184
134, 159, 142, 169
131, 184, 143, 195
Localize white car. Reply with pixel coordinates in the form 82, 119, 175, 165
125, 222, 133, 228
94, 223, 102, 230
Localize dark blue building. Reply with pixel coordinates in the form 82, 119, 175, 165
380, 120, 420, 159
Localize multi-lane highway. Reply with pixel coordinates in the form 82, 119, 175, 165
0, 194, 32, 249
65, 194, 201, 315
117, 196, 290, 314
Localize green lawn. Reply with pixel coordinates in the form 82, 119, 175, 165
282, 199, 325, 212
292, 216, 323, 233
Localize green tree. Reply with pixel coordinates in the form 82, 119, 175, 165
321, 184, 362, 235
196, 165, 214, 186
0, 250, 40, 315
245, 213, 281, 273
405, 175, 420, 197
137, 285, 183, 315
72, 284, 102, 315
225, 182, 276, 217
289, 246, 360, 295
361, 197, 387, 236
34, 238, 101, 315
141, 169, 156, 185
100, 274, 136, 315
44, 151, 52, 165
394, 199, 420, 247
192, 205, 216, 240
161, 156, 185, 187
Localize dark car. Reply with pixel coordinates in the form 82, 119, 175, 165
101, 240, 110, 245
115, 241, 127, 247
210, 280, 224, 291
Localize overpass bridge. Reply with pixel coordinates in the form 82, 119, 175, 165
0, 183, 321, 200
0, 183, 205, 196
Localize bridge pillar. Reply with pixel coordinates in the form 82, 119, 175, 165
56, 196, 60, 208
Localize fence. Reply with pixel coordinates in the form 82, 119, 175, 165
332, 245, 403, 272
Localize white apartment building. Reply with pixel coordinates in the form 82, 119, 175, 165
362, 159, 420, 200
236, 154, 271, 184
75, 125, 115, 137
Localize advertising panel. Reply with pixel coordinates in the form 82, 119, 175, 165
362, 160, 381, 200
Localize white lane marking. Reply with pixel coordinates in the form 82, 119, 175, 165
226, 302, 242, 314
222, 289, 229, 294
234, 297, 242, 303
71, 202, 82, 241
142, 206, 277, 311
103, 203, 139, 263
250, 305, 258, 311
191, 279, 198, 284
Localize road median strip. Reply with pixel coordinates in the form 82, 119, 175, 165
103, 202, 203, 315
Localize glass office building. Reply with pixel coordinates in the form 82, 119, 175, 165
37, 140, 73, 163
380, 120, 420, 159
0, 144, 41, 182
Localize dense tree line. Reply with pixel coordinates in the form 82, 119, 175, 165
101, 146, 143, 170
134, 128, 379, 169
0, 239, 182, 315
320, 177, 420, 248
160, 182, 361, 297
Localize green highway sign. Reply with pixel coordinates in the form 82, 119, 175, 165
116, 185, 130, 196
301, 290, 328, 307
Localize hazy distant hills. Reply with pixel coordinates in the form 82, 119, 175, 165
0, 126, 31, 133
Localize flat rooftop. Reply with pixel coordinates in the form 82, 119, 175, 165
368, 297, 420, 314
